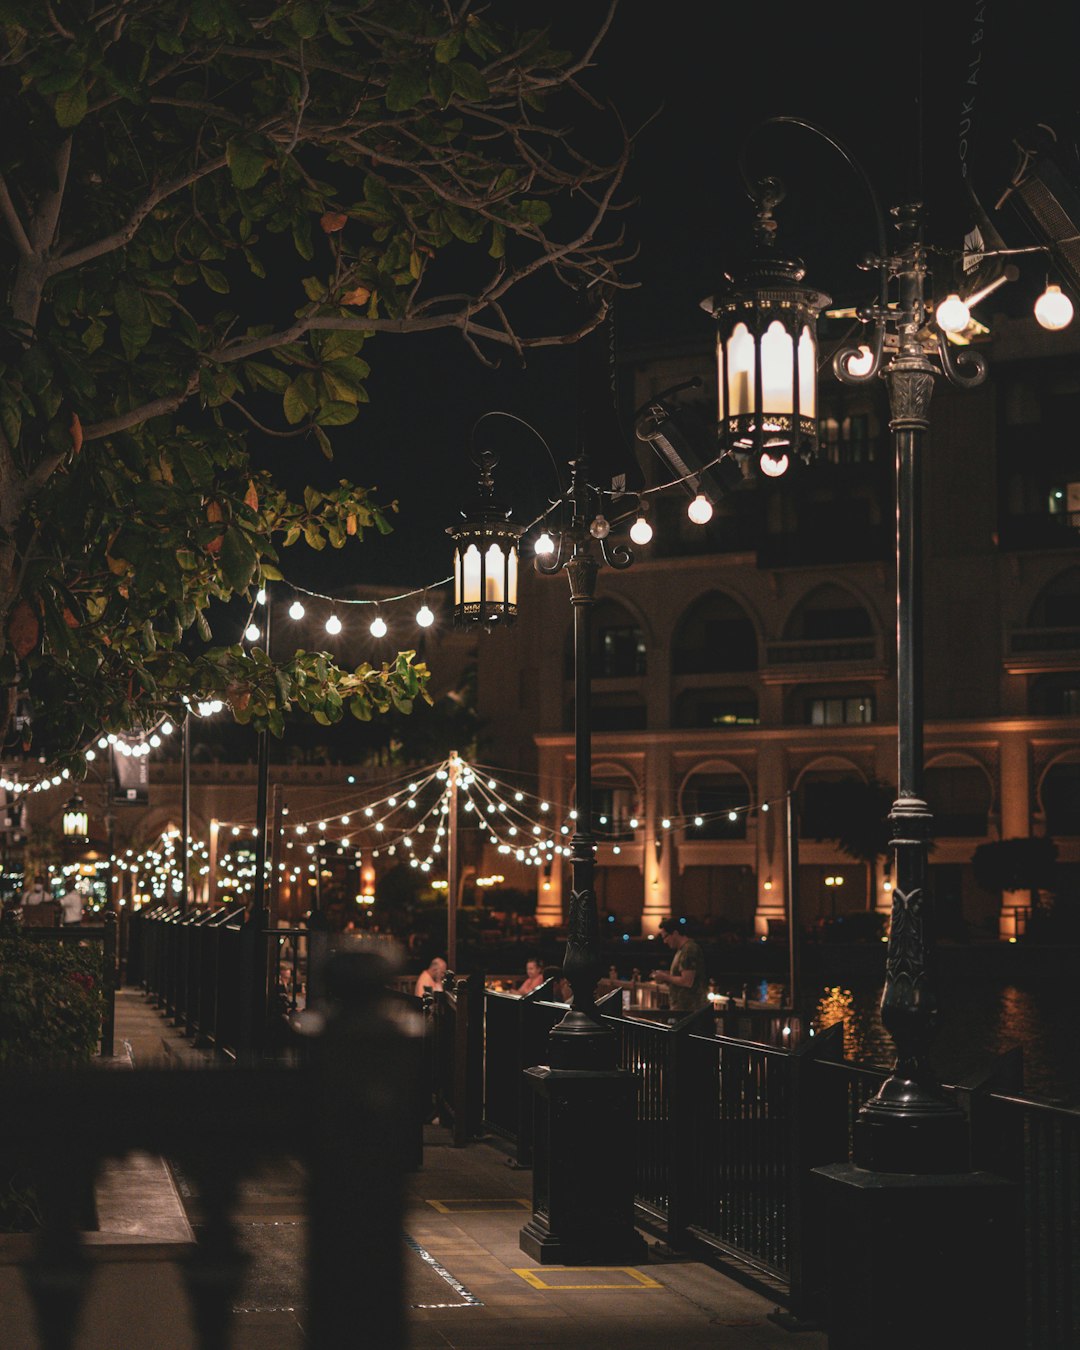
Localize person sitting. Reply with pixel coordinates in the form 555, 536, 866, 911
414, 956, 448, 997
514, 956, 545, 996
58, 883, 84, 926
543, 965, 573, 1005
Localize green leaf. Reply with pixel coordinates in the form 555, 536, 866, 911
386, 65, 428, 111
314, 426, 333, 460
54, 83, 88, 128
290, 3, 320, 38
199, 265, 229, 294
449, 60, 490, 102
219, 526, 257, 592
315, 401, 359, 426
434, 33, 461, 63
283, 373, 316, 424
349, 695, 372, 722
302, 275, 328, 301
430, 65, 453, 108
317, 330, 366, 361
226, 136, 270, 190
244, 361, 290, 393
489, 221, 506, 259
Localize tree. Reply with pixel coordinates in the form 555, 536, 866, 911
808, 775, 896, 908
971, 836, 1059, 912
0, 1, 628, 773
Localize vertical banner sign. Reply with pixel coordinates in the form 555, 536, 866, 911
112, 746, 149, 805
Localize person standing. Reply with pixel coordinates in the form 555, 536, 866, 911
20, 874, 48, 911
651, 917, 709, 1014
59, 883, 84, 926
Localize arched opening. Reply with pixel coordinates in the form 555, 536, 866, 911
672, 592, 758, 674
563, 599, 647, 679
1029, 672, 1080, 716
680, 769, 752, 840
1028, 567, 1080, 630
784, 584, 874, 642
1042, 760, 1080, 836
924, 761, 992, 837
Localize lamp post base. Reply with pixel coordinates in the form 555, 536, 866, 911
519, 1066, 647, 1267
853, 1076, 970, 1174
812, 1163, 1020, 1350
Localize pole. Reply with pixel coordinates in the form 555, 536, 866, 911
446, 750, 459, 972
180, 710, 191, 913
854, 205, 966, 1173
208, 818, 219, 909
268, 783, 283, 930
785, 792, 800, 1015
252, 588, 272, 919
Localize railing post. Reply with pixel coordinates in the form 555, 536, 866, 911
100, 912, 117, 1059
665, 1006, 714, 1249
452, 972, 483, 1146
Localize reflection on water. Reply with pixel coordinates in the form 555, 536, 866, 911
719, 973, 1078, 1103
801, 978, 1078, 1105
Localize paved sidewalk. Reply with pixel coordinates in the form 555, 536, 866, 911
111, 988, 828, 1350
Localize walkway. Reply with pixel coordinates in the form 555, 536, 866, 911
112, 987, 828, 1350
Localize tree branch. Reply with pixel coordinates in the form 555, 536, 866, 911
0, 174, 33, 259
82, 379, 199, 443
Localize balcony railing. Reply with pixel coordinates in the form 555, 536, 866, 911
765, 635, 881, 669
1005, 626, 1080, 673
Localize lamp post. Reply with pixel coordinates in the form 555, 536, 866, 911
450, 423, 646, 1266
714, 117, 1053, 1346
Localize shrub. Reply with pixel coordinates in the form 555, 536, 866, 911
0, 933, 105, 1068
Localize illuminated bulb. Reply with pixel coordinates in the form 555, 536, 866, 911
369, 615, 387, 638
534, 531, 556, 556
687, 493, 713, 525
1034, 284, 1074, 331
935, 292, 970, 334
416, 604, 435, 627
256, 588, 267, 605
589, 513, 610, 539
245, 623, 261, 642
759, 451, 789, 478
289, 599, 305, 621
661, 818, 671, 829
694, 816, 704, 827
846, 344, 874, 377
629, 513, 653, 545
325, 614, 342, 636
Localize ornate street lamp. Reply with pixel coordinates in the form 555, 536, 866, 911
447, 449, 523, 630
62, 792, 89, 844
451, 421, 645, 1266
717, 116, 1061, 1344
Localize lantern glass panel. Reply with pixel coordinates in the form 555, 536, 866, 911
484, 542, 507, 602
798, 325, 817, 418
727, 322, 754, 415
460, 543, 482, 607
761, 320, 794, 416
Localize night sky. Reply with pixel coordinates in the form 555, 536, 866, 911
264, 1, 1076, 595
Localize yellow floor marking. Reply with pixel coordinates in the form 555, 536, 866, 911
513, 1267, 662, 1290
426, 1198, 531, 1213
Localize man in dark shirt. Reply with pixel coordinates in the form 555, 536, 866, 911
651, 917, 708, 1013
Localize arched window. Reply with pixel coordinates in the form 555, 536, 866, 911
1042, 761, 1080, 836
672, 593, 758, 674
680, 770, 751, 840
587, 768, 639, 842
797, 768, 865, 841
564, 599, 646, 679
673, 687, 759, 729
924, 762, 992, 837
784, 585, 873, 641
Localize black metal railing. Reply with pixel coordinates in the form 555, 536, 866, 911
430, 972, 485, 1146
0, 950, 418, 1350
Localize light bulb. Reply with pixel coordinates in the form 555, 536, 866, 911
325, 614, 342, 635
687, 493, 713, 525
629, 514, 653, 545
289, 600, 305, 620
245, 623, 261, 642
370, 615, 387, 638
1034, 284, 1074, 331
255, 588, 267, 606
534, 531, 556, 556
846, 344, 874, 377
935, 293, 970, 334
416, 604, 435, 627
759, 451, 790, 478
589, 513, 610, 539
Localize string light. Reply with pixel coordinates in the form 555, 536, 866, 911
325, 614, 342, 635
289, 599, 305, 620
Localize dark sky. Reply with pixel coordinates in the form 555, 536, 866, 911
271, 0, 1077, 597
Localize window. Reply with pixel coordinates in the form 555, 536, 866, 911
807, 695, 875, 726
592, 783, 637, 840
924, 765, 991, 837
598, 625, 646, 677
802, 607, 873, 640
1029, 673, 1080, 716
674, 688, 759, 728
673, 594, 758, 674
1043, 762, 1080, 836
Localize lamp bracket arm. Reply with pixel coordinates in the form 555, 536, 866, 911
935, 330, 988, 389
833, 318, 886, 385
599, 537, 633, 570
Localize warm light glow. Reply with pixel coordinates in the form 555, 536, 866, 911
416, 604, 435, 627
846, 344, 874, 377
369, 615, 387, 638
289, 599, 305, 620
255, 588, 267, 605
763, 879, 773, 891
629, 514, 653, 545
534, 531, 555, 556
325, 614, 342, 635
935, 293, 970, 334
760, 320, 794, 413
687, 493, 713, 524
245, 623, 261, 642
726, 323, 754, 415
1034, 284, 1074, 331
759, 451, 789, 478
